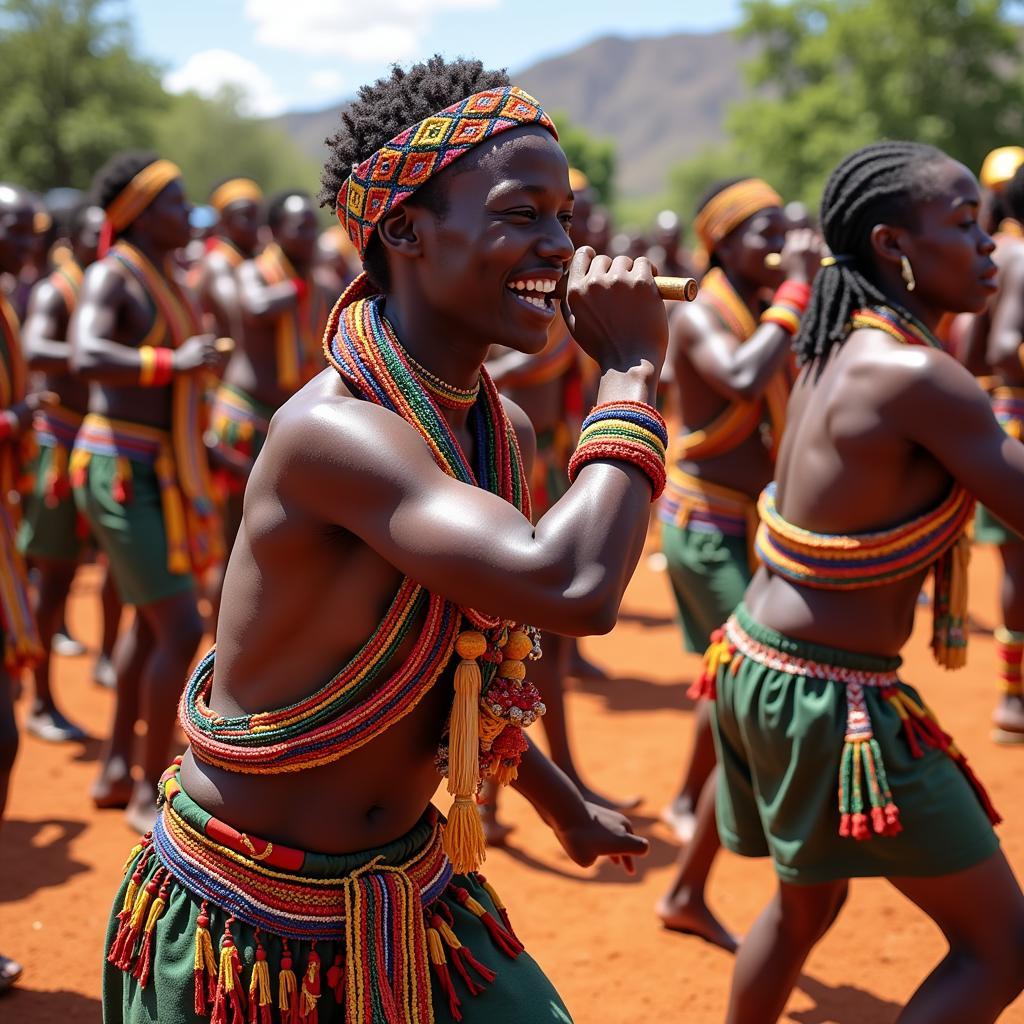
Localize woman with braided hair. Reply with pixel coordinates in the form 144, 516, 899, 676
704, 140, 1024, 1022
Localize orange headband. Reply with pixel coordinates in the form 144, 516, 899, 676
694, 178, 783, 256
105, 159, 182, 233
209, 178, 263, 214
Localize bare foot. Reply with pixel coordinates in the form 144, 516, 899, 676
656, 894, 739, 953
576, 783, 642, 812
124, 785, 159, 834
660, 801, 697, 844
25, 706, 88, 743
0, 953, 22, 995
992, 694, 1024, 744
91, 765, 134, 810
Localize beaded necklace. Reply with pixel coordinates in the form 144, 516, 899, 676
849, 304, 940, 348
393, 339, 480, 411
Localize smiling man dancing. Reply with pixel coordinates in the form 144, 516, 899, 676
103, 57, 665, 1024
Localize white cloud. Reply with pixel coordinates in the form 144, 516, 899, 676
308, 69, 346, 94
245, 0, 499, 59
163, 48, 288, 117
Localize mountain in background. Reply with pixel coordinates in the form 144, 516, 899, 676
270, 30, 754, 201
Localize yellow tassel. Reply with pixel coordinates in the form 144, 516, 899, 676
121, 876, 140, 916
144, 894, 166, 934
128, 882, 153, 931
436, 919, 462, 950
444, 796, 486, 874
249, 955, 271, 1007
480, 878, 507, 914
217, 941, 236, 995
121, 843, 144, 877
155, 447, 190, 575
278, 964, 297, 1013
461, 894, 489, 919
195, 918, 216, 977
492, 761, 519, 787
427, 928, 446, 966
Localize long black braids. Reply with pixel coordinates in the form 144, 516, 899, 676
796, 141, 946, 368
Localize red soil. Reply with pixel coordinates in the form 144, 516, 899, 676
1, 547, 1023, 1022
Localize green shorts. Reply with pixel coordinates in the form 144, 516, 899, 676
974, 502, 1023, 546
661, 521, 751, 653
74, 453, 194, 608
103, 776, 572, 1024
712, 604, 1000, 885
17, 442, 86, 563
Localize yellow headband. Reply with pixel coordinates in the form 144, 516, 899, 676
693, 178, 783, 255
209, 178, 263, 214
980, 146, 1024, 192
105, 159, 182, 233
568, 167, 590, 192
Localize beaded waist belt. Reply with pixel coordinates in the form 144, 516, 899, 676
152, 765, 453, 942
659, 464, 757, 548
34, 404, 84, 450
211, 383, 275, 444
697, 612, 1000, 842
109, 761, 525, 1023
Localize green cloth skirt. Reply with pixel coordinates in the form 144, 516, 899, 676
711, 604, 1000, 885
661, 521, 751, 653
102, 768, 572, 1024
73, 453, 194, 608
18, 441, 87, 562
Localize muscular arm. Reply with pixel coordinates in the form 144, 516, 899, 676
68, 261, 150, 383
202, 254, 244, 341
673, 302, 791, 403
275, 364, 656, 637
896, 348, 1024, 530
22, 280, 71, 372
238, 260, 298, 320
986, 254, 1024, 381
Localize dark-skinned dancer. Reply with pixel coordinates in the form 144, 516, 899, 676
705, 141, 1024, 1024
0, 183, 52, 996
206, 190, 331, 628
656, 180, 819, 950
102, 57, 658, 1024
70, 153, 227, 832
480, 172, 634, 848
17, 203, 125, 739
958, 164, 1024, 742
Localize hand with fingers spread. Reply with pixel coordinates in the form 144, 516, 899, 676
561, 247, 669, 375
554, 800, 650, 876
172, 333, 229, 375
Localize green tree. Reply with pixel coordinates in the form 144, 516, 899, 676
152, 88, 320, 204
673, 0, 1024, 208
0, 0, 166, 191
551, 111, 617, 204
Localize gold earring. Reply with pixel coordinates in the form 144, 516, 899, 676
900, 254, 916, 292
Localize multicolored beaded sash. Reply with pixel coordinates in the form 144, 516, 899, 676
256, 243, 329, 392
659, 465, 757, 540
675, 267, 789, 462
695, 611, 1000, 841
211, 383, 274, 453
990, 385, 1024, 440
107, 241, 223, 574
108, 761, 525, 1024
49, 258, 83, 314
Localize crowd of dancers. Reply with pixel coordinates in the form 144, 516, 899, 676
0, 53, 1022, 1024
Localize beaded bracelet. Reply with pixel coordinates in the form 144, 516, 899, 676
761, 279, 812, 337
139, 345, 173, 387
567, 400, 668, 500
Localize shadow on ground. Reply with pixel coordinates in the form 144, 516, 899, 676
2, 987, 103, 1023
0, 819, 89, 902
788, 973, 902, 1024
571, 674, 695, 714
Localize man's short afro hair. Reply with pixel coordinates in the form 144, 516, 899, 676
91, 151, 159, 212
319, 56, 508, 290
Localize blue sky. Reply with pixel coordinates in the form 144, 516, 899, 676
131, 0, 744, 117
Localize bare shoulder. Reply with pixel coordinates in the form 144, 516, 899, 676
25, 276, 63, 318
670, 299, 709, 346
80, 257, 130, 302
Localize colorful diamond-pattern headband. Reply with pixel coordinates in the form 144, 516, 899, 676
335, 85, 558, 260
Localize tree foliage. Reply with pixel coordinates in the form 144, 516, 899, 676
552, 111, 616, 204
672, 0, 1024, 209
0, 0, 166, 191
152, 88, 320, 204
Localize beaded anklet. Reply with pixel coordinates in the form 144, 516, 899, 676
567, 400, 668, 499
761, 279, 812, 336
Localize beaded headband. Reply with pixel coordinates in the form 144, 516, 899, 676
100, 158, 182, 256
335, 85, 558, 260
693, 178, 783, 257
209, 178, 263, 213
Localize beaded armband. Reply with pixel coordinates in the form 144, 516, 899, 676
761, 279, 812, 337
567, 400, 668, 500
139, 345, 173, 387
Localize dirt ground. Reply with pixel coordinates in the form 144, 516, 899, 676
1, 545, 1023, 1024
